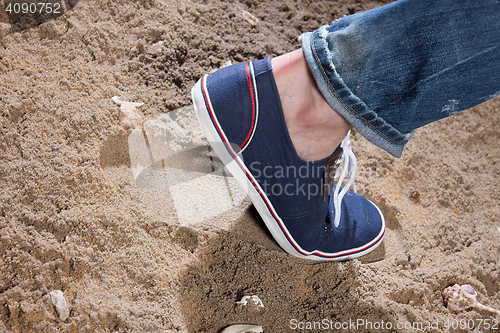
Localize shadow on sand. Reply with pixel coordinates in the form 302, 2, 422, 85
177, 203, 394, 332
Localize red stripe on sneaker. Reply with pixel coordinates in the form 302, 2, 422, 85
200, 74, 384, 259
235, 62, 256, 153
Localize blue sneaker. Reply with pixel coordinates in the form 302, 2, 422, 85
191, 58, 385, 261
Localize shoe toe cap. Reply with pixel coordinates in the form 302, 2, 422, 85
282, 191, 385, 260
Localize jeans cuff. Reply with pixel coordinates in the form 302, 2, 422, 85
300, 28, 411, 158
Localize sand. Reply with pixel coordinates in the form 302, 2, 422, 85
1, 0, 499, 332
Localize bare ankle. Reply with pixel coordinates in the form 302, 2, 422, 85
272, 49, 352, 161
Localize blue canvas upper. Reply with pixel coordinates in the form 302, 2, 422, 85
196, 57, 384, 260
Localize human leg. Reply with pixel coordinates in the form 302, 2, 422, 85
301, 0, 500, 157
191, 58, 385, 260
271, 49, 352, 161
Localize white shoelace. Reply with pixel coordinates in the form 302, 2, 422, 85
332, 130, 357, 228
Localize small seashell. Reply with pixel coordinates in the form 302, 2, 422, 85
409, 190, 420, 201
48, 290, 70, 321
147, 41, 165, 56
241, 10, 259, 27
221, 60, 233, 68
236, 295, 264, 309
220, 324, 263, 333
112, 96, 145, 130
443, 284, 500, 314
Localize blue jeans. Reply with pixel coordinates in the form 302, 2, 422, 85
301, 0, 500, 157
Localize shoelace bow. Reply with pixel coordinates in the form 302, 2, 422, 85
332, 130, 357, 228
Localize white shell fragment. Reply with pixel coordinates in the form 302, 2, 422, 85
236, 295, 264, 309
241, 10, 259, 27
147, 40, 165, 56
220, 325, 263, 333
443, 284, 500, 314
221, 60, 232, 68
48, 290, 70, 321
112, 96, 145, 129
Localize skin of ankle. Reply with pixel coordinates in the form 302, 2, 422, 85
271, 49, 352, 161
